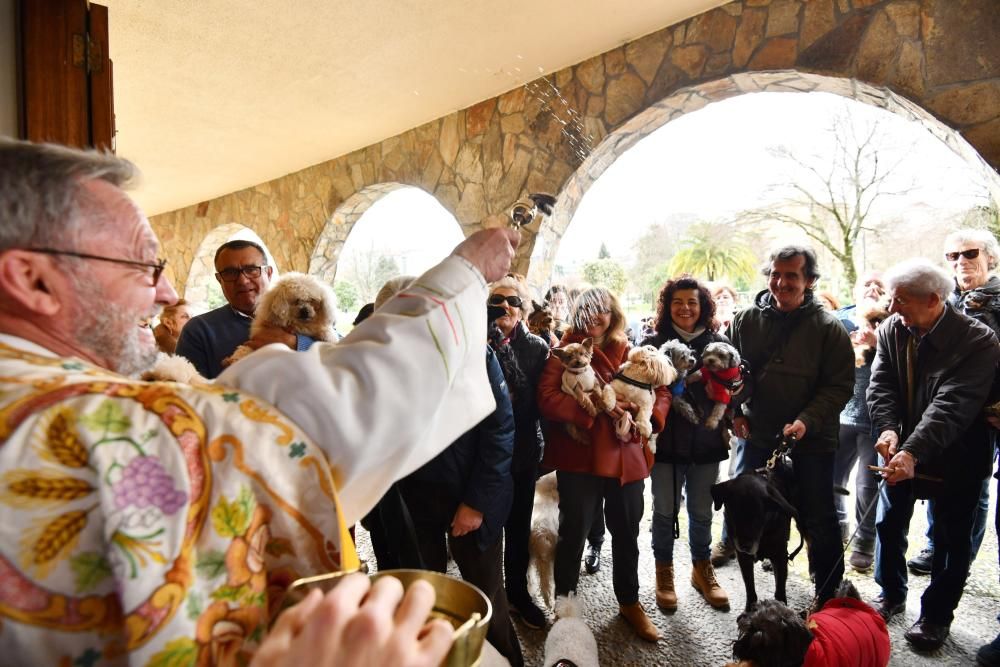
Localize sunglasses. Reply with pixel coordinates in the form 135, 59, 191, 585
945, 248, 981, 262
488, 294, 523, 308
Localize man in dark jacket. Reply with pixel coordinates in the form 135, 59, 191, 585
397, 346, 522, 666
868, 258, 1000, 652
727, 245, 854, 608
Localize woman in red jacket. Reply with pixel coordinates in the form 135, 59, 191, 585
537, 287, 670, 642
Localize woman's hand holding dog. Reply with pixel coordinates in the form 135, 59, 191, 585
244, 325, 297, 351
607, 396, 636, 420
451, 503, 484, 537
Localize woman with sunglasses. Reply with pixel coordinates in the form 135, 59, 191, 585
537, 287, 670, 642
487, 275, 551, 629
908, 230, 1000, 582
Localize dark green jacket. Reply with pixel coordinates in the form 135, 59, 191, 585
729, 290, 854, 454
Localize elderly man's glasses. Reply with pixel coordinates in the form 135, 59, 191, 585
945, 248, 981, 262
26, 248, 166, 286
488, 294, 523, 308
217, 265, 266, 282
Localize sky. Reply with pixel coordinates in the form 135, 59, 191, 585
557, 91, 994, 264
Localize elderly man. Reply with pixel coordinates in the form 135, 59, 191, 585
725, 245, 854, 609
0, 140, 517, 665
176, 239, 311, 378
868, 258, 1000, 652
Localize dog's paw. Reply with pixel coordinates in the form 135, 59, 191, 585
704, 416, 720, 430
636, 419, 652, 440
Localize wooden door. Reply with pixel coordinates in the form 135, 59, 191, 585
20, 0, 114, 150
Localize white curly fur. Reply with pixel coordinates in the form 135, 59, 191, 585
224, 272, 338, 366
609, 345, 676, 449
141, 352, 210, 385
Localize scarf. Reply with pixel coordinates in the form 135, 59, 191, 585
671, 322, 705, 343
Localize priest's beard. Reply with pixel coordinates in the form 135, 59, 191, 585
70, 273, 159, 377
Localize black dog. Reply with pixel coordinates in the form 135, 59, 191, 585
711, 459, 800, 612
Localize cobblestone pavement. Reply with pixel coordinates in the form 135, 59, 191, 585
355, 477, 999, 666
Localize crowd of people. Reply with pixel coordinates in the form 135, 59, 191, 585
2, 138, 1000, 666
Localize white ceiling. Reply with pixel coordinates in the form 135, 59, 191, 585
104, 0, 727, 216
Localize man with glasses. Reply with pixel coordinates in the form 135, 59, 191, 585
176, 240, 311, 378
868, 258, 1000, 652
0, 139, 518, 665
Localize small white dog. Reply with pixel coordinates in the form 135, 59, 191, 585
528, 472, 560, 609
543, 595, 599, 667
688, 341, 744, 430
141, 352, 210, 385
224, 272, 338, 366
608, 345, 676, 447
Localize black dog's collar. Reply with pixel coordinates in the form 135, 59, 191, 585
613, 371, 652, 392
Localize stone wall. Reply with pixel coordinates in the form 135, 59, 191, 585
152, 0, 1000, 295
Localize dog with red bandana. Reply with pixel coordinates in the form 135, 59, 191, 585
688, 341, 744, 429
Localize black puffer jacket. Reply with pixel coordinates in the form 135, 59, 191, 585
641, 327, 731, 465
729, 290, 854, 455
952, 275, 1000, 338
500, 322, 549, 472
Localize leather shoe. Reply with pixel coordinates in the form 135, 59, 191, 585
904, 617, 950, 651
584, 543, 601, 575
874, 595, 906, 622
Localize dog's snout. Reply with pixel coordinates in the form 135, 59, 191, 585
297, 305, 313, 320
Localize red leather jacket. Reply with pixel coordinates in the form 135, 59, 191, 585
538, 332, 670, 484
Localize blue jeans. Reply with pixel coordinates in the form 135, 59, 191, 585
876, 476, 981, 625
833, 423, 879, 552
651, 461, 719, 562
924, 476, 991, 562
725, 442, 844, 600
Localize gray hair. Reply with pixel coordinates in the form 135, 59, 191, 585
944, 228, 1000, 270
374, 275, 416, 309
0, 139, 137, 252
489, 273, 532, 314
884, 258, 953, 301
761, 244, 820, 281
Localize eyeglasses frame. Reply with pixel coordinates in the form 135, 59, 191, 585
215, 264, 268, 283
24, 247, 167, 286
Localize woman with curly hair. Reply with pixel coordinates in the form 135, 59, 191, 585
641, 276, 731, 613
537, 287, 670, 641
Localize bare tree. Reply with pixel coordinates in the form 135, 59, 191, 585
739, 107, 913, 288
340, 242, 401, 303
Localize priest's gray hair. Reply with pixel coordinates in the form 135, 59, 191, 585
944, 228, 1000, 271
884, 259, 952, 301
0, 139, 137, 252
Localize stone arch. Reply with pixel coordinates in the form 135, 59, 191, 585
526, 70, 1000, 292
308, 183, 463, 285
183, 223, 277, 309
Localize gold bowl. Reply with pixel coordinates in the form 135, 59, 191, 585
285, 568, 492, 667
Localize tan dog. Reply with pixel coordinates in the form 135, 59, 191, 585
608, 345, 676, 448
550, 338, 616, 444
224, 272, 338, 366
526, 300, 556, 345
528, 472, 559, 609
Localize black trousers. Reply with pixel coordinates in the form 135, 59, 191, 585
397, 480, 524, 667
553, 470, 644, 604
503, 450, 540, 601
876, 475, 981, 625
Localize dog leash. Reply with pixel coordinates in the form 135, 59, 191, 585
808, 475, 887, 614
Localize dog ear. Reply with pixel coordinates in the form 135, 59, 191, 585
531, 299, 544, 313
551, 347, 570, 363
581, 337, 593, 352
710, 481, 729, 511
764, 485, 798, 519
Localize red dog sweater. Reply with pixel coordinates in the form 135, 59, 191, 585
803, 597, 890, 667
702, 365, 742, 405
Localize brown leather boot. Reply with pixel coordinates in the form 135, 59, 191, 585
655, 561, 677, 611
619, 602, 660, 642
691, 559, 730, 610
